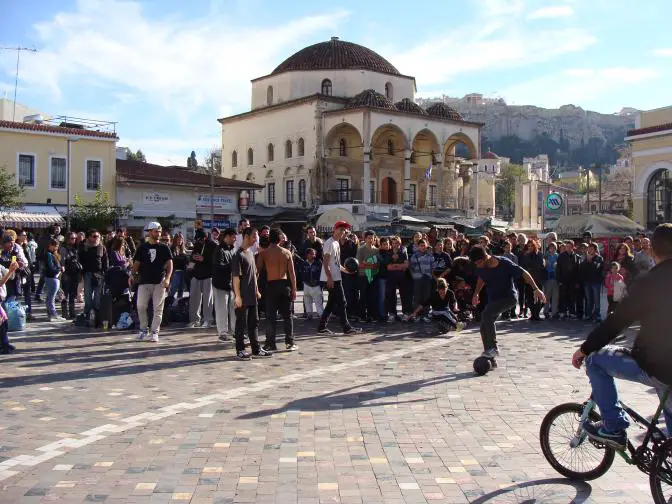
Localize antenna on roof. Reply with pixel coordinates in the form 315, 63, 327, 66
0, 46, 38, 121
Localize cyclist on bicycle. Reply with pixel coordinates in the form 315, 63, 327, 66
572, 223, 672, 450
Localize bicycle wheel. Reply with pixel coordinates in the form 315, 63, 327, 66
540, 402, 615, 480
650, 438, 672, 504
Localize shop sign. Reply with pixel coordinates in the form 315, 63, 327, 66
196, 194, 237, 210
143, 192, 170, 205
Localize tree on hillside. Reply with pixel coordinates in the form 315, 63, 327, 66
203, 147, 222, 174
496, 163, 527, 220
0, 165, 25, 210
70, 189, 133, 232
125, 148, 147, 163
187, 151, 198, 169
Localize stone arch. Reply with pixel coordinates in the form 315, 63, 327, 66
371, 124, 408, 158
324, 122, 363, 160
411, 129, 441, 167
645, 165, 672, 228
444, 132, 478, 162
635, 161, 672, 196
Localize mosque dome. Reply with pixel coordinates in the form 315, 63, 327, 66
345, 89, 398, 111
394, 98, 427, 115
425, 102, 464, 121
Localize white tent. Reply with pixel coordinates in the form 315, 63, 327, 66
551, 213, 645, 238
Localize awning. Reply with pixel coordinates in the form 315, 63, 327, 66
0, 205, 64, 228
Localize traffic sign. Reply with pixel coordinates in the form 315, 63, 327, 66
545, 192, 563, 211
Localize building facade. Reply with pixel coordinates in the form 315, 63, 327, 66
219, 37, 483, 216
626, 105, 672, 229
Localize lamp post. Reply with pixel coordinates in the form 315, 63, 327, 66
66, 136, 80, 232
210, 151, 215, 229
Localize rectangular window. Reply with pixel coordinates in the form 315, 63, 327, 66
409, 184, 417, 206
337, 178, 349, 202
50, 157, 67, 190
249, 189, 256, 204
18, 154, 35, 187
286, 180, 294, 203
298, 180, 306, 203
86, 160, 102, 191
267, 183, 276, 205
429, 185, 437, 206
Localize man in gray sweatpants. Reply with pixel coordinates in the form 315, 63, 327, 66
189, 230, 217, 329
469, 246, 546, 359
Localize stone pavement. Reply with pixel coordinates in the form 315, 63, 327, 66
0, 298, 663, 503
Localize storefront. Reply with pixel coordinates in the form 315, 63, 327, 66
0, 205, 64, 231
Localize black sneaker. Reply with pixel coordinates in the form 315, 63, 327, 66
218, 333, 231, 342
262, 344, 278, 353
1, 345, 15, 354
235, 350, 251, 361
343, 326, 362, 335
583, 421, 627, 450
252, 349, 272, 358
317, 327, 331, 334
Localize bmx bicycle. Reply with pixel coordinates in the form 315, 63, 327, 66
539, 389, 671, 503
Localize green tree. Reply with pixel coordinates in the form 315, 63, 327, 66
125, 148, 147, 162
0, 164, 25, 209
496, 163, 526, 220
203, 147, 222, 174
69, 189, 133, 232
157, 214, 183, 233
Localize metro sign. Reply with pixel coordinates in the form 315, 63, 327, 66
545, 192, 563, 211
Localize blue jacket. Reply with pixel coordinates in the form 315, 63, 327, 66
301, 260, 322, 287
545, 252, 558, 280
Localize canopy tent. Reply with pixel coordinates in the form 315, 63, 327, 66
0, 205, 64, 229
551, 214, 645, 238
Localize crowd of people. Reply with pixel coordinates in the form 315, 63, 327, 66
0, 220, 657, 361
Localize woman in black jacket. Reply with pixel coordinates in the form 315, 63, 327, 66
520, 240, 546, 320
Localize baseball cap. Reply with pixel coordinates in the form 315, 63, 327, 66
333, 220, 352, 230
145, 221, 162, 231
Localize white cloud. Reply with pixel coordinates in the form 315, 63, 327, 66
527, 5, 574, 19
3, 0, 349, 117
498, 67, 660, 109
652, 48, 672, 57
120, 135, 221, 165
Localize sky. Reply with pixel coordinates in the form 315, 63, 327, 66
1, 0, 671, 165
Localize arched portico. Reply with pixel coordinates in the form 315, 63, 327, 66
371, 124, 408, 204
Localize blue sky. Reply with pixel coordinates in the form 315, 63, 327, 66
1, 0, 671, 164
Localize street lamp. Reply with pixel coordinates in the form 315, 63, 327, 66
66, 136, 79, 232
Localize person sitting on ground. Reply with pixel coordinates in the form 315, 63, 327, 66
572, 223, 672, 450
408, 278, 464, 333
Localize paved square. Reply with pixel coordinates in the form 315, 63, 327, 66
0, 301, 662, 503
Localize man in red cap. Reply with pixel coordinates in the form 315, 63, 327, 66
317, 221, 360, 334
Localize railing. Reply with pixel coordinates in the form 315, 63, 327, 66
42, 115, 117, 134
321, 189, 363, 203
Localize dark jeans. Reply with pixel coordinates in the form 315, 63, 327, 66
386, 272, 405, 316
342, 273, 358, 318
0, 319, 9, 349
480, 297, 517, 351
517, 279, 526, 313
35, 262, 45, 296
357, 276, 377, 320
558, 282, 571, 314
318, 280, 349, 331
265, 280, 293, 347
22, 279, 33, 315
432, 310, 457, 328
61, 274, 79, 317
524, 285, 542, 319
234, 305, 260, 354
584, 282, 601, 319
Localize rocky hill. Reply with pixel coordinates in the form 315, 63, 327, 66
417, 97, 636, 167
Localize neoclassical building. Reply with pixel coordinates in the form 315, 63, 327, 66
219, 37, 482, 214
626, 105, 672, 229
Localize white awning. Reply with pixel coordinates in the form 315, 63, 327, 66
0, 206, 64, 229
130, 209, 197, 219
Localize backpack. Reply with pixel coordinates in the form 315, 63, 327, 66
65, 255, 83, 275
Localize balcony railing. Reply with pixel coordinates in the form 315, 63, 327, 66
321, 189, 363, 203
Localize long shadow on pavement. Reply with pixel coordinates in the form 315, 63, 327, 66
237, 372, 476, 419
468, 477, 592, 503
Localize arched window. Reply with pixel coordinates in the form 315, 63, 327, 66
298, 179, 306, 203
267, 143, 274, 162
231, 150, 237, 168
321, 79, 332, 96
339, 138, 347, 157
247, 148, 253, 166
385, 82, 393, 100
267, 85, 273, 105
285, 140, 292, 158
297, 138, 305, 157
647, 169, 672, 228
387, 139, 394, 156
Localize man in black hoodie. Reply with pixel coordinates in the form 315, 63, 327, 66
189, 229, 217, 328
212, 228, 236, 341
572, 223, 672, 450
79, 229, 108, 320
556, 240, 580, 319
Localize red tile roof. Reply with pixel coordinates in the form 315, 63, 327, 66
116, 159, 263, 189
0, 120, 118, 139
627, 122, 672, 137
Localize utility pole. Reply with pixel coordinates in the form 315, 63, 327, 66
597, 163, 602, 213
210, 152, 215, 229
0, 46, 37, 121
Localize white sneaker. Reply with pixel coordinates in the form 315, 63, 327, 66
402, 314, 411, 323
136, 329, 148, 341
150, 331, 159, 343
481, 347, 499, 359
201, 321, 214, 329
49, 315, 67, 322
188, 321, 202, 329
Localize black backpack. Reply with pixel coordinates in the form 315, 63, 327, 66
65, 255, 83, 275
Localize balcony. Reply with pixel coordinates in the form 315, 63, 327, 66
321, 189, 363, 203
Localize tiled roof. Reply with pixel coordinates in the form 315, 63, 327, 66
627, 122, 672, 137
0, 120, 118, 139
116, 159, 263, 189
345, 89, 397, 111
272, 38, 400, 76
482, 150, 499, 159
425, 103, 464, 121
394, 98, 427, 115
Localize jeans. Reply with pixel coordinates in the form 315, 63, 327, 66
168, 270, 185, 299
543, 278, 559, 317
386, 272, 405, 316
342, 273, 358, 318
0, 319, 9, 349
412, 276, 432, 316
61, 274, 79, 317
136, 283, 167, 333
586, 346, 672, 434
213, 287, 235, 336
480, 296, 517, 351
357, 275, 377, 320
234, 305, 260, 353
584, 282, 601, 320
265, 280, 293, 347
318, 280, 349, 331
189, 277, 213, 324
44, 277, 60, 318
376, 278, 386, 318
83, 272, 102, 315
432, 309, 457, 329
303, 284, 323, 317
